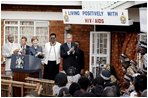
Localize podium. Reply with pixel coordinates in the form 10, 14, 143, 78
11, 54, 42, 79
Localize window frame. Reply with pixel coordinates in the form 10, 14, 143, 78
89, 31, 111, 77
4, 20, 49, 47
137, 33, 147, 69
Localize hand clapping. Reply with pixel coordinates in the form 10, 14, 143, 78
35, 52, 42, 57
69, 47, 74, 52
13, 49, 20, 54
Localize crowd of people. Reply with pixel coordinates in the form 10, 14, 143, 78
51, 66, 147, 97
52, 51, 147, 97
2, 33, 147, 97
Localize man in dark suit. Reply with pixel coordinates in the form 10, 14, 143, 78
75, 41, 84, 74
60, 33, 78, 74
20, 36, 30, 55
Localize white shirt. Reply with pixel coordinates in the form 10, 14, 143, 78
48, 46, 56, 61
66, 74, 81, 89
44, 42, 61, 64
130, 91, 138, 97
21, 45, 26, 49
52, 85, 67, 96
20, 45, 27, 54
2, 42, 21, 71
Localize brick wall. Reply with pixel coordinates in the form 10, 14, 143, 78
49, 21, 65, 43
2, 4, 81, 12
72, 24, 94, 70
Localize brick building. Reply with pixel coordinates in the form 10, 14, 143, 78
1, 1, 147, 83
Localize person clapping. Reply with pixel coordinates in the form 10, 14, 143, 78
29, 36, 43, 58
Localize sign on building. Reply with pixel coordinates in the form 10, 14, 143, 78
63, 9, 131, 26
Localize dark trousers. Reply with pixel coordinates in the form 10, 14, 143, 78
43, 61, 59, 80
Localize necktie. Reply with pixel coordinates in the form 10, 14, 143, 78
68, 43, 71, 49
22, 46, 26, 55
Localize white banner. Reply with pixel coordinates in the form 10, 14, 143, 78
63, 9, 130, 26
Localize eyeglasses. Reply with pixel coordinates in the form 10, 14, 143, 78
50, 37, 56, 40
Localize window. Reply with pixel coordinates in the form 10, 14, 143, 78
137, 33, 147, 68
139, 33, 147, 43
90, 32, 110, 77
4, 20, 49, 48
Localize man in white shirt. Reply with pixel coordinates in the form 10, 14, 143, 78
2, 34, 20, 76
44, 33, 61, 80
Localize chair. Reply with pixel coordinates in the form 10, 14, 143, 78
1, 79, 12, 97
1, 75, 13, 97
1, 79, 43, 97
25, 77, 55, 96
1, 74, 13, 80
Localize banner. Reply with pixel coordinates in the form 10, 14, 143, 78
63, 9, 130, 26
